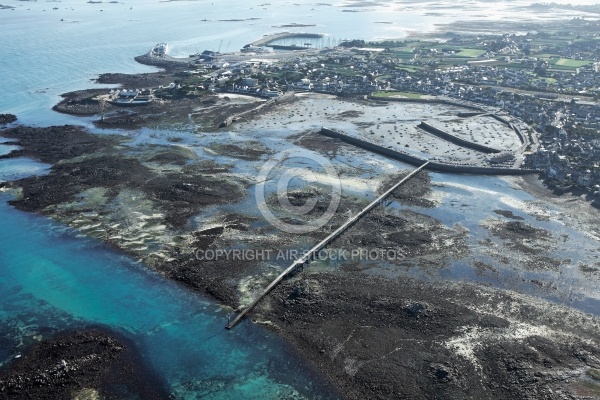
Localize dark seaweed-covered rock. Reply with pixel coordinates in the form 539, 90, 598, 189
0, 114, 17, 125
0, 328, 168, 400
0, 125, 118, 164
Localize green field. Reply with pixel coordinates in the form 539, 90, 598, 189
390, 51, 415, 59
395, 65, 420, 73
455, 48, 486, 58
549, 57, 593, 68
535, 77, 558, 84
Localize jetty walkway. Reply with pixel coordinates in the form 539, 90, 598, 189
226, 161, 429, 329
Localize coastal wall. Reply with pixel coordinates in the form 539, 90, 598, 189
270, 45, 311, 51
367, 95, 486, 111
489, 113, 513, 127
134, 54, 192, 68
319, 128, 538, 175
457, 112, 486, 118
368, 95, 528, 146
418, 121, 502, 154
512, 124, 526, 144
476, 114, 527, 145
249, 32, 324, 47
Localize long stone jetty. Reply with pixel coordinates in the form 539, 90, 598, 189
418, 121, 502, 154
226, 161, 430, 329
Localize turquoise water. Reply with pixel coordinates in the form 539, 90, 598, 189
0, 136, 334, 397
0, 193, 334, 398
0, 157, 49, 182
0, 145, 20, 157
0, 144, 50, 181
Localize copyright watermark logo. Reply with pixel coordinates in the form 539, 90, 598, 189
255, 149, 341, 234
194, 248, 406, 262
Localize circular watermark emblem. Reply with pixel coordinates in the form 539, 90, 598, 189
255, 149, 341, 234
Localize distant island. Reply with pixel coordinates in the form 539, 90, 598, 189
530, 2, 600, 14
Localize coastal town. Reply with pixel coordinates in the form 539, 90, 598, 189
96, 20, 600, 202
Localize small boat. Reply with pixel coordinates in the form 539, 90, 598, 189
150, 42, 168, 57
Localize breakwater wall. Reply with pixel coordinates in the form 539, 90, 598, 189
134, 53, 192, 68
418, 121, 501, 154
457, 112, 486, 118
490, 113, 511, 126
488, 114, 526, 145
512, 124, 526, 144
226, 161, 430, 329
367, 95, 485, 111
249, 32, 323, 47
368, 94, 528, 146
270, 45, 309, 51
319, 128, 538, 175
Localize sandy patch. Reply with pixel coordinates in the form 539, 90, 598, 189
217, 93, 266, 103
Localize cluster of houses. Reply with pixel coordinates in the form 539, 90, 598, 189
293, 76, 382, 95
406, 61, 600, 95
176, 39, 600, 186
178, 48, 385, 97
107, 88, 155, 106
525, 132, 600, 192
124, 32, 600, 192
106, 83, 189, 105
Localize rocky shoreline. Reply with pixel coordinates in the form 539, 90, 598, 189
0, 328, 169, 400
2, 121, 600, 398
0, 125, 244, 228
2, 66, 600, 398
0, 114, 17, 125
262, 273, 600, 400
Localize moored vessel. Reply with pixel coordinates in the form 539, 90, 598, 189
151, 42, 168, 57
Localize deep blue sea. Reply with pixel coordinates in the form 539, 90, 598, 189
1, 0, 600, 398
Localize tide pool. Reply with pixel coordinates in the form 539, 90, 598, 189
0, 143, 50, 181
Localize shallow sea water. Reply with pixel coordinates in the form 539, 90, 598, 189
0, 192, 336, 398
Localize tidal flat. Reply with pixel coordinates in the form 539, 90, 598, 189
2, 80, 600, 398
